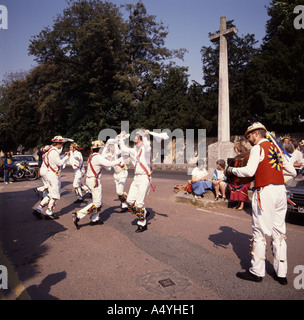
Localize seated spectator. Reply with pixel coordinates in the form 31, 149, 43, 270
212, 159, 227, 201
191, 159, 213, 198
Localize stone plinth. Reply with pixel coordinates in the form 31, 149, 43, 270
207, 141, 235, 175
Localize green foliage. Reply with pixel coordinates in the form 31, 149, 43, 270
247, 0, 304, 132
0, 0, 303, 152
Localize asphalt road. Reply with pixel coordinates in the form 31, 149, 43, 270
0, 168, 304, 302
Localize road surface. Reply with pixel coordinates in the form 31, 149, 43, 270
0, 168, 304, 301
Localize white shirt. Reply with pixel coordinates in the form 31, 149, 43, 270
192, 167, 208, 180
101, 143, 128, 174
120, 136, 151, 175
69, 150, 84, 172
291, 149, 303, 169
47, 147, 69, 173
86, 153, 121, 179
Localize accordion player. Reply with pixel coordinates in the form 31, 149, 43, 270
226, 152, 254, 186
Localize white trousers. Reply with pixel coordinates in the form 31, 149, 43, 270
76, 177, 102, 222
127, 174, 150, 226
73, 169, 85, 199
46, 171, 61, 199
73, 169, 84, 188
37, 168, 49, 196
250, 184, 288, 278
35, 171, 61, 216
114, 170, 128, 208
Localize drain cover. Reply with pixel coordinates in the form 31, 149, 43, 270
158, 278, 176, 287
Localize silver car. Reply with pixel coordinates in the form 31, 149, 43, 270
286, 174, 304, 214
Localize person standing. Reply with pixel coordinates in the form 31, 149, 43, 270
32, 136, 70, 220
226, 122, 297, 285
229, 142, 249, 211
119, 130, 152, 233
37, 146, 43, 178
72, 140, 123, 229
289, 138, 303, 174
69, 142, 88, 203
102, 138, 129, 212
34, 145, 51, 199
3, 152, 14, 184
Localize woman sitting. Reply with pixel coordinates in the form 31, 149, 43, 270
191, 159, 213, 198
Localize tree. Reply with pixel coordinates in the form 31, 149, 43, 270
247, 0, 304, 132
123, 1, 186, 105
28, 0, 128, 147
135, 66, 190, 131
26, 0, 185, 146
0, 77, 40, 150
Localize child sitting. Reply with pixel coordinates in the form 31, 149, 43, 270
212, 159, 227, 201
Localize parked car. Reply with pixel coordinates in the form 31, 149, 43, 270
12, 155, 39, 170
286, 174, 304, 214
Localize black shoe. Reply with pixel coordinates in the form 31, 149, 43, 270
74, 198, 84, 204
135, 225, 147, 233
33, 188, 40, 198
274, 274, 288, 285
32, 209, 43, 220
236, 270, 263, 283
45, 214, 59, 220
90, 219, 103, 226
72, 213, 80, 229
146, 210, 151, 218
121, 207, 128, 213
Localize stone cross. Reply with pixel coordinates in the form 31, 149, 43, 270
210, 16, 237, 143
207, 16, 237, 174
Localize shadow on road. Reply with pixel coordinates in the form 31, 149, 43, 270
0, 184, 68, 300
208, 226, 278, 277
23, 271, 67, 300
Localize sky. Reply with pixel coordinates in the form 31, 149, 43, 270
0, 0, 271, 84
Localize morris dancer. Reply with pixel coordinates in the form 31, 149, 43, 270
102, 138, 129, 212
69, 142, 89, 203
32, 136, 71, 220
226, 122, 296, 285
119, 130, 153, 233
34, 145, 51, 199
72, 140, 123, 229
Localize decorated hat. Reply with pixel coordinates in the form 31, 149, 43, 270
42, 145, 51, 153
70, 142, 82, 150
51, 136, 74, 143
244, 122, 267, 138
91, 140, 104, 149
